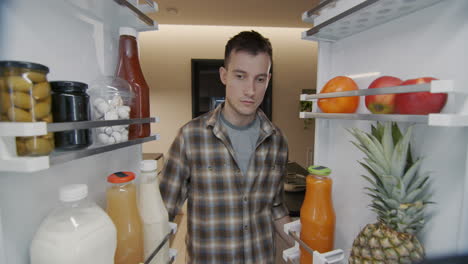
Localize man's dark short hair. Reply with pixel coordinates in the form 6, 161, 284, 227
224, 30, 272, 68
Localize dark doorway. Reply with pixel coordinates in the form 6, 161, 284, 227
191, 59, 272, 120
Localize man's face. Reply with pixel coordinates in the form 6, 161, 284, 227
220, 50, 271, 122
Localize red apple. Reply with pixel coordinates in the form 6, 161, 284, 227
365, 76, 403, 114
395, 77, 447, 115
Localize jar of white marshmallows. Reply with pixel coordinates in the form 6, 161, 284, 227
87, 77, 134, 146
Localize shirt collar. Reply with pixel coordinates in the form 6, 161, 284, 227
206, 102, 276, 136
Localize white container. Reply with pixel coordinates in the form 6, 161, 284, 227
138, 160, 170, 264
30, 184, 117, 264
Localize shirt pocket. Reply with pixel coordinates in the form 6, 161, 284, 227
255, 161, 283, 192
192, 162, 236, 192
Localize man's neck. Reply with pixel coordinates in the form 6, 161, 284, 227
221, 105, 256, 127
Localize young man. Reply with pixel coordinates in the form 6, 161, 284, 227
160, 30, 293, 263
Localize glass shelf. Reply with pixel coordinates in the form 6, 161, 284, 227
300, 112, 428, 123
113, 0, 159, 30
0, 117, 159, 137
0, 135, 159, 172
50, 134, 160, 165
300, 80, 459, 101
299, 80, 468, 126
67, 0, 159, 32
301, 0, 445, 42
0, 117, 160, 172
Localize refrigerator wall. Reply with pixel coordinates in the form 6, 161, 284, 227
311, 0, 468, 258
0, 0, 155, 263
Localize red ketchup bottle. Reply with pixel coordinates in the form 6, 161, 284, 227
115, 27, 150, 139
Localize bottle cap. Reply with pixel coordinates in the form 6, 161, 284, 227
307, 165, 331, 176
59, 184, 88, 202
107, 171, 136, 183
140, 160, 157, 172
119, 27, 137, 37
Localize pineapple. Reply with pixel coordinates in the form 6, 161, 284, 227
347, 122, 432, 264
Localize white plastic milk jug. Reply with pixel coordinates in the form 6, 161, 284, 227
139, 160, 171, 263
30, 184, 117, 264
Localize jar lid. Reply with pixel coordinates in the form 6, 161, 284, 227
140, 160, 157, 172
307, 165, 331, 176
0, 60, 49, 73
59, 184, 88, 202
107, 171, 135, 183
50, 81, 88, 93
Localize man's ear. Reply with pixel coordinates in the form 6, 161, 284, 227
219, 66, 227, 85
266, 72, 272, 87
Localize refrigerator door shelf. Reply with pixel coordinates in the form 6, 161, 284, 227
299, 79, 468, 127
300, 80, 458, 101
300, 112, 468, 127
301, 0, 338, 24
301, 0, 446, 42
144, 222, 178, 264
169, 248, 178, 264
68, 0, 159, 32
113, 0, 159, 30
282, 220, 345, 264
0, 117, 159, 137
0, 134, 159, 173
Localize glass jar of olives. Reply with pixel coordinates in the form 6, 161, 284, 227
0, 61, 54, 156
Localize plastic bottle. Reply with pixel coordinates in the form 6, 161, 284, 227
30, 184, 117, 264
138, 160, 170, 263
300, 165, 336, 264
115, 27, 150, 140
106, 171, 144, 264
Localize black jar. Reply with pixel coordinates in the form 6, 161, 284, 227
50, 81, 92, 150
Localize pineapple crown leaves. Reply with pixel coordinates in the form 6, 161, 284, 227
348, 121, 433, 234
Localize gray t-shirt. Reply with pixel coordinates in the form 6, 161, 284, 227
220, 113, 260, 176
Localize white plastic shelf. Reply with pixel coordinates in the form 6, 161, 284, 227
0, 117, 160, 172
301, 0, 445, 42
299, 80, 468, 127
282, 220, 344, 264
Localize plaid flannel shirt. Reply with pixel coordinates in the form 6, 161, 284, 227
160, 104, 289, 264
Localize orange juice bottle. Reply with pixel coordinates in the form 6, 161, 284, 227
300, 165, 335, 264
106, 171, 144, 264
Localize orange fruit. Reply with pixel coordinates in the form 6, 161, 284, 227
318, 76, 360, 113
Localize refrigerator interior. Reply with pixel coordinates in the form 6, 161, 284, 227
0, 0, 156, 263
311, 0, 468, 259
